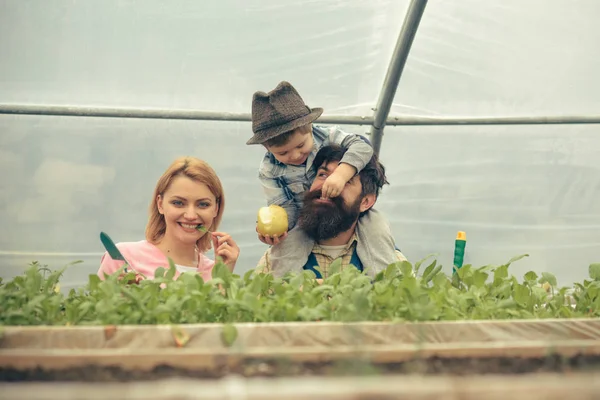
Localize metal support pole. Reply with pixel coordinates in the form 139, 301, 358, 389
370, 0, 428, 155
0, 104, 251, 122
1, 104, 600, 126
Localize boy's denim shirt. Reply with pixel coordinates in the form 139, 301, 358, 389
257, 125, 373, 229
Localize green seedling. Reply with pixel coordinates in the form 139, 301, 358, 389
0, 256, 597, 327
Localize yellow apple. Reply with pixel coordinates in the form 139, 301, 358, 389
257, 205, 289, 236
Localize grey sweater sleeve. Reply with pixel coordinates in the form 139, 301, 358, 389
326, 126, 374, 173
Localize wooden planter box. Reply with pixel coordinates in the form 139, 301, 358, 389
1, 318, 599, 398
1, 374, 599, 400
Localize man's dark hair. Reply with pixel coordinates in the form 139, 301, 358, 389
312, 143, 389, 198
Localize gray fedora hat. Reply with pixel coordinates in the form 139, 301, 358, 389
247, 81, 323, 145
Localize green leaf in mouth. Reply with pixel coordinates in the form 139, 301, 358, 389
196, 225, 209, 233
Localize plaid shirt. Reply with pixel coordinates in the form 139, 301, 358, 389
257, 125, 373, 229
256, 233, 407, 278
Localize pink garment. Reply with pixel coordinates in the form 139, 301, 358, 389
97, 240, 215, 282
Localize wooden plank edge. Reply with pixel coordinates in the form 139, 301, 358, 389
1, 340, 599, 370
0, 373, 599, 400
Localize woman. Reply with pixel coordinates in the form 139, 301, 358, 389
98, 156, 240, 281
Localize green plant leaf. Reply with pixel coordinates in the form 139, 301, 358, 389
399, 261, 414, 277
494, 265, 509, 281
421, 260, 437, 280
513, 283, 530, 306
524, 271, 538, 282
472, 270, 488, 288
413, 254, 437, 276
539, 272, 557, 287
165, 259, 177, 280
171, 325, 190, 348
154, 267, 166, 279
221, 323, 238, 347
382, 263, 398, 280
589, 263, 600, 281
329, 258, 343, 276
506, 254, 529, 265
211, 261, 231, 281
423, 265, 442, 284
88, 275, 101, 291
0, 253, 593, 326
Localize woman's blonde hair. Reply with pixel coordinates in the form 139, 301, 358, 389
145, 157, 225, 252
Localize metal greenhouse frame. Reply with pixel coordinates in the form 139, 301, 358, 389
0, 0, 598, 156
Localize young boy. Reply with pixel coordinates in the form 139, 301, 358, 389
247, 81, 399, 275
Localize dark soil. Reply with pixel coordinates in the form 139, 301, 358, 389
1, 354, 599, 382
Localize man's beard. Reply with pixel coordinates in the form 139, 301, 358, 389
297, 189, 362, 242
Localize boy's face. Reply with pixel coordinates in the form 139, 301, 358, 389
266, 129, 314, 166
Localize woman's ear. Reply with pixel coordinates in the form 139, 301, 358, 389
157, 195, 164, 215
214, 198, 220, 217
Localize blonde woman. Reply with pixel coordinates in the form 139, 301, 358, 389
98, 157, 239, 281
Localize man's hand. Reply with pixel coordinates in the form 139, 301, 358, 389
257, 228, 288, 246
321, 162, 357, 198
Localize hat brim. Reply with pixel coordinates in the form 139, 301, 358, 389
246, 107, 324, 145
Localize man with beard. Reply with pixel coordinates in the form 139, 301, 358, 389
256, 144, 406, 279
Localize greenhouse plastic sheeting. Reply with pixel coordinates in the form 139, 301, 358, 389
1, 0, 599, 289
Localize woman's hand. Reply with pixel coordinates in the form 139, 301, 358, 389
211, 232, 240, 272
118, 272, 144, 285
